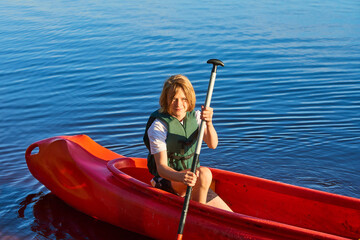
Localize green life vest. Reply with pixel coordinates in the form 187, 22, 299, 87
143, 110, 199, 177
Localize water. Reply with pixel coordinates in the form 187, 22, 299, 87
1, 0, 359, 239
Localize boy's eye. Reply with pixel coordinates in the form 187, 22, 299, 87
171, 98, 187, 102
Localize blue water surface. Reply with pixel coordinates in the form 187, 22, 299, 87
1, 0, 359, 239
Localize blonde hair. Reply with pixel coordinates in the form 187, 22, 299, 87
159, 74, 196, 113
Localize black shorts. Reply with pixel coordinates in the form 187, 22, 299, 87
151, 177, 178, 195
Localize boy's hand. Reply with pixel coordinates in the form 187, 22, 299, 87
201, 106, 213, 125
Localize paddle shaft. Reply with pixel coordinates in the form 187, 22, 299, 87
176, 59, 224, 240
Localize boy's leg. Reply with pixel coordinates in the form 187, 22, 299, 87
206, 189, 233, 212
191, 167, 212, 204
170, 167, 212, 202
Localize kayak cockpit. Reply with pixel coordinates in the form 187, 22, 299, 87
107, 157, 220, 196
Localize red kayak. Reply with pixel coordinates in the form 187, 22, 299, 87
25, 135, 360, 239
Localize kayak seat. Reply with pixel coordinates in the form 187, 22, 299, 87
107, 157, 154, 186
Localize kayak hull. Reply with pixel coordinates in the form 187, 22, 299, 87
25, 135, 360, 239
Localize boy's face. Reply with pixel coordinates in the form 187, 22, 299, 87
168, 88, 188, 121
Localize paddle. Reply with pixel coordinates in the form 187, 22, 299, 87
176, 59, 224, 240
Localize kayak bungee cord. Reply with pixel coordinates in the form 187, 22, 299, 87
176, 59, 224, 240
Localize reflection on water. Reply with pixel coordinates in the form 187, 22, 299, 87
18, 192, 152, 240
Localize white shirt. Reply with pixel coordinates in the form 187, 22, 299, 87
147, 110, 202, 154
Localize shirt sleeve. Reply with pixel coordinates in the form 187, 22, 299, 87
195, 110, 202, 126
147, 119, 168, 154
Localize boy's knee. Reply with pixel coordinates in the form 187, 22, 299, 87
198, 167, 212, 185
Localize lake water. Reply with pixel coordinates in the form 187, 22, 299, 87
1, 0, 359, 239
